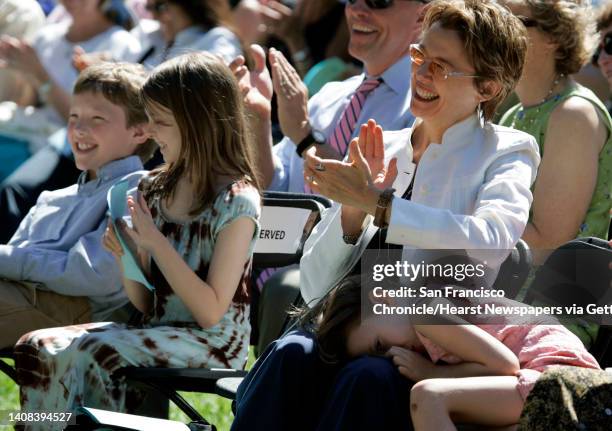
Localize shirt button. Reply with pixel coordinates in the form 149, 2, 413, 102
605, 408, 612, 416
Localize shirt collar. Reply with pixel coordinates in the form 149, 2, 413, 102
440, 113, 481, 148
78, 156, 144, 190
366, 55, 412, 97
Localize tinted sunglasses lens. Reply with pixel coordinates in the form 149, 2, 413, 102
368, 0, 393, 8
409, 45, 424, 64
604, 34, 612, 55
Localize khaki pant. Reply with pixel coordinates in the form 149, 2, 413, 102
0, 279, 91, 349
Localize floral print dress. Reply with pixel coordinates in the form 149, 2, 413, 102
14, 173, 261, 430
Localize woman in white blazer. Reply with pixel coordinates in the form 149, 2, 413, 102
231, 2, 540, 430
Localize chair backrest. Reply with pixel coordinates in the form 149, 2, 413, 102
522, 237, 612, 367
492, 239, 532, 299
253, 191, 331, 269
523, 237, 611, 308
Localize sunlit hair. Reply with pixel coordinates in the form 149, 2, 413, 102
596, 1, 612, 31
521, 0, 598, 75
422, 0, 528, 121
74, 62, 157, 162
141, 52, 261, 216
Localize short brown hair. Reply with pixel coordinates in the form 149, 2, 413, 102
422, 0, 528, 121
141, 52, 261, 216
74, 62, 157, 163
597, 1, 612, 31
521, 0, 598, 75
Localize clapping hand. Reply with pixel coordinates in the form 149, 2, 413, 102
0, 36, 47, 82
123, 193, 164, 256
229, 44, 272, 119
269, 47, 310, 143
303, 119, 398, 211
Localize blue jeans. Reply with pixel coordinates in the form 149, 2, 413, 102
231, 330, 413, 431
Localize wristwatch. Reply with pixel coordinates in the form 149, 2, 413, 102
296, 129, 326, 158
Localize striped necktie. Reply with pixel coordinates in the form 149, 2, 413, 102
328, 77, 382, 158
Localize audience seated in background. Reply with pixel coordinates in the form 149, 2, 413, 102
499, 0, 612, 263
0, 0, 140, 152
130, 0, 242, 67
0, 0, 45, 107
231, 1, 540, 429
15, 52, 261, 424
258, 0, 352, 77
0, 62, 156, 350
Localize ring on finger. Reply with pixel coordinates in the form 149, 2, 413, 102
306, 175, 314, 182
314, 162, 325, 172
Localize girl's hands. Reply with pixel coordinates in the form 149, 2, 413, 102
124, 193, 165, 255
102, 219, 124, 261
387, 346, 435, 382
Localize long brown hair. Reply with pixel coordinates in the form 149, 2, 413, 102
300, 275, 363, 364
141, 52, 261, 215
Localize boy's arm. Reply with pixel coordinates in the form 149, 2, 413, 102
0, 218, 124, 298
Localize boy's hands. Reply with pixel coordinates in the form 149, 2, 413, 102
387, 346, 435, 382
125, 193, 165, 255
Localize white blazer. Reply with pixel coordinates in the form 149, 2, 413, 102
300, 114, 541, 306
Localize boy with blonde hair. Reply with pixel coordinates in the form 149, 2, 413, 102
0, 62, 157, 349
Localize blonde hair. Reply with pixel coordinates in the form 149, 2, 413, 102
423, 0, 528, 121
523, 0, 598, 75
141, 52, 261, 216
74, 62, 157, 163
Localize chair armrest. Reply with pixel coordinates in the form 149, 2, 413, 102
215, 377, 244, 400
113, 367, 247, 393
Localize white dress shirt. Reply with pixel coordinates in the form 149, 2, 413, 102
300, 114, 541, 306
268, 55, 415, 193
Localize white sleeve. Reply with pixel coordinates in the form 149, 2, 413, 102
386, 148, 538, 270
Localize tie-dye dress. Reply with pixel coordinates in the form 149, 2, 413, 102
14, 174, 261, 430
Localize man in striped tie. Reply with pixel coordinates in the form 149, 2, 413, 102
231, 2, 430, 430
247, 0, 428, 356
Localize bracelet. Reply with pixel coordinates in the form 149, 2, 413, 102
373, 188, 395, 228
342, 233, 360, 245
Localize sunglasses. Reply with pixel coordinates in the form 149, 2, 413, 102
409, 44, 480, 80
517, 16, 538, 28
346, 0, 429, 10
593, 33, 612, 65
145, 0, 169, 14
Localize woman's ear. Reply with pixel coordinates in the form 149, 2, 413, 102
477, 80, 502, 102
130, 123, 152, 146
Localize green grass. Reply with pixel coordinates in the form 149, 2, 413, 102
0, 351, 257, 431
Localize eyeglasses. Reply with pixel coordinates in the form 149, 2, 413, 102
517, 15, 538, 28
145, 0, 169, 14
409, 44, 480, 81
346, 0, 429, 10
593, 33, 612, 65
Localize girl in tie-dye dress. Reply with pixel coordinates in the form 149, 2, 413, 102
14, 52, 262, 429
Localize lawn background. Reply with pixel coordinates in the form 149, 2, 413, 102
0, 356, 245, 431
